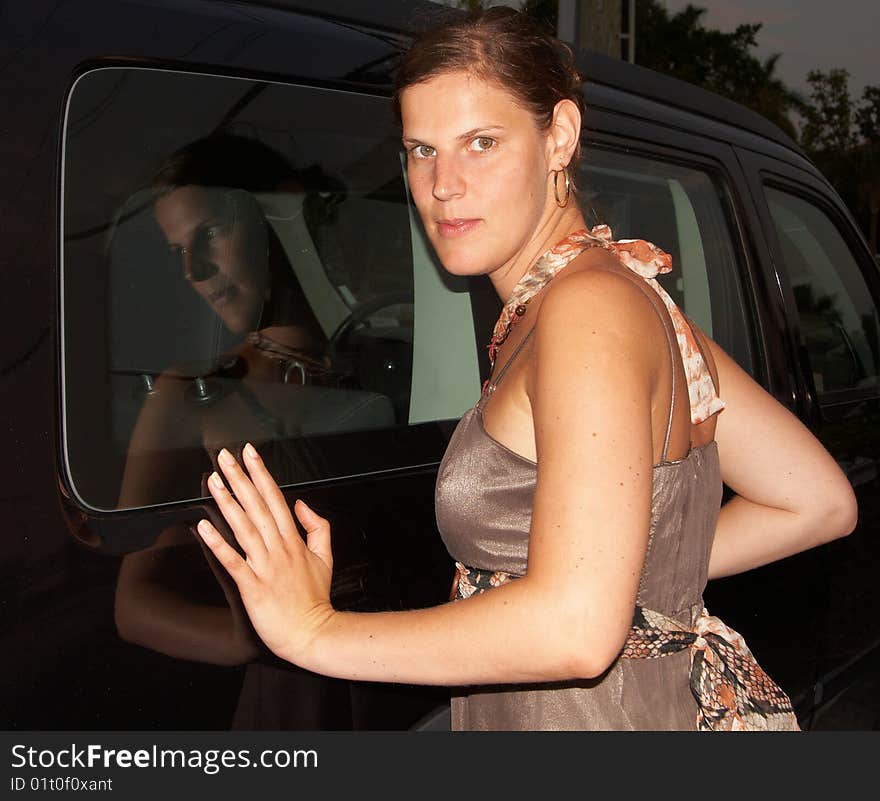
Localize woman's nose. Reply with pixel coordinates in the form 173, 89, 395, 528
182, 251, 218, 282
432, 154, 465, 201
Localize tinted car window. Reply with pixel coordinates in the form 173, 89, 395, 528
765, 185, 880, 404
62, 67, 466, 511
761, 182, 880, 728
579, 146, 754, 371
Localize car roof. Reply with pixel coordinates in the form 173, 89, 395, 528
245, 1, 804, 160
578, 48, 803, 157
241, 0, 448, 34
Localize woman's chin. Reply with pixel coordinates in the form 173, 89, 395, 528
217, 308, 260, 336
432, 246, 492, 278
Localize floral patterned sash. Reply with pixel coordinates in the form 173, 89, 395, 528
455, 562, 800, 732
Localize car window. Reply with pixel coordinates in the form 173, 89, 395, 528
62, 67, 478, 511
764, 185, 880, 405
579, 146, 755, 373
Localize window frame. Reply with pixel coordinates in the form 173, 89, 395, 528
579, 133, 763, 381
760, 173, 880, 413
58, 64, 459, 515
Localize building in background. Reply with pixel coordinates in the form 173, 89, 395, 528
558, 0, 635, 61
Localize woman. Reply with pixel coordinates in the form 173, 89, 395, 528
115, 135, 358, 728
193, 8, 857, 730
149, 133, 338, 388
117, 134, 344, 508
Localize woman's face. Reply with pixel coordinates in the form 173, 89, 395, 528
400, 70, 553, 279
154, 186, 269, 334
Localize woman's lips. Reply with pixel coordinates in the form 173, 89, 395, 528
207, 283, 237, 307
435, 218, 481, 238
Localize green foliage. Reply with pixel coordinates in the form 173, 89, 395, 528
801, 69, 858, 154
634, 0, 801, 139
856, 86, 880, 144
801, 71, 880, 253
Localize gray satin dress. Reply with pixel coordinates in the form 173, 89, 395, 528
434, 300, 724, 730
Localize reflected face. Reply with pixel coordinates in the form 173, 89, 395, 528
400, 71, 552, 279
154, 186, 269, 334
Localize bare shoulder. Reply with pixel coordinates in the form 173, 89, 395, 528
528, 255, 668, 404
536, 252, 664, 342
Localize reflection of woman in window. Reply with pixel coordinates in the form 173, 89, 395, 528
117, 135, 348, 508
150, 134, 337, 384
114, 135, 356, 728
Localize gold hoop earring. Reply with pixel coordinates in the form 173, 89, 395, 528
553, 167, 571, 208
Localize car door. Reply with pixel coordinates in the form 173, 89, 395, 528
737, 147, 880, 728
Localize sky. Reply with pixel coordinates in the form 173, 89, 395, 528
661, 0, 879, 101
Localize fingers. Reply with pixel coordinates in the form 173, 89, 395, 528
241, 443, 299, 541
294, 499, 333, 569
196, 518, 256, 590
206, 469, 270, 567
210, 444, 327, 570
215, 447, 290, 551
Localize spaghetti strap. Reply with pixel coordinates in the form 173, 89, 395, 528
656, 306, 677, 464
486, 326, 536, 394
582, 225, 725, 425
616, 274, 678, 463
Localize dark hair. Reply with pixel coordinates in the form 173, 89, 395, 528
151, 132, 342, 230
393, 6, 586, 166
150, 133, 302, 195
150, 134, 329, 338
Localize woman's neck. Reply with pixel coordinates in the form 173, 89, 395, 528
488, 205, 587, 302
256, 324, 323, 354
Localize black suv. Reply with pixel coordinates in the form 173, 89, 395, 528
2, 0, 878, 730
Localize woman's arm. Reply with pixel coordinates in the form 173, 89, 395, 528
116, 376, 260, 665
114, 523, 261, 666
117, 374, 192, 509
706, 338, 857, 579
197, 269, 667, 685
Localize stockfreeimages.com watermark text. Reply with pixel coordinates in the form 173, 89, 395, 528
10, 742, 318, 777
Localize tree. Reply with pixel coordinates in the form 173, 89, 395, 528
856, 86, 880, 144
857, 147, 880, 255
800, 69, 858, 155
855, 90, 880, 255
634, 1, 801, 139
854, 86, 880, 253
799, 71, 880, 255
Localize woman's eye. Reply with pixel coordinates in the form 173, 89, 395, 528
198, 224, 228, 248
471, 136, 496, 152
411, 144, 436, 159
